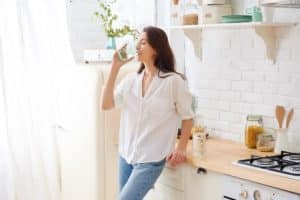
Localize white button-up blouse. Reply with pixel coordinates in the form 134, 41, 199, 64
114, 71, 194, 164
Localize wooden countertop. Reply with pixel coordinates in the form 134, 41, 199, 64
185, 137, 300, 194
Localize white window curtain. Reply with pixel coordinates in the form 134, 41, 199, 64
0, 0, 74, 199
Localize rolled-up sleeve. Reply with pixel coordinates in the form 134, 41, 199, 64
173, 76, 194, 120
113, 73, 133, 108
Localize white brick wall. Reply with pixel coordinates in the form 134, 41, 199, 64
186, 25, 300, 142
232, 81, 252, 92
69, 0, 300, 144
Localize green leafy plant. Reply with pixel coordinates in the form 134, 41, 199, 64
94, 0, 139, 39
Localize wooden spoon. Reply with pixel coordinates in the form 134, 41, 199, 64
286, 108, 294, 128
275, 105, 285, 128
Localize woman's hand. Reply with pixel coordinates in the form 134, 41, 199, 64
111, 44, 134, 69
166, 147, 187, 167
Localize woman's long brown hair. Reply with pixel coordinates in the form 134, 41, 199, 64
137, 26, 185, 79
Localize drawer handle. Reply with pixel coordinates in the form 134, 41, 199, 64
197, 167, 207, 174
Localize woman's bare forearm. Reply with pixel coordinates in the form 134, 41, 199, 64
167, 118, 193, 167
177, 119, 193, 150
101, 65, 120, 110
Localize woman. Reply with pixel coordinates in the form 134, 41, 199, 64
101, 26, 193, 200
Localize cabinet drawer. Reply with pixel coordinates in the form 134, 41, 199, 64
157, 165, 185, 191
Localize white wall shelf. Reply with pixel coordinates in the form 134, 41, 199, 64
167, 22, 298, 63
168, 22, 297, 29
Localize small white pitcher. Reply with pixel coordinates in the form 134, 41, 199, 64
274, 128, 289, 153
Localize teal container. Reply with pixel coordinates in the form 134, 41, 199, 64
222, 15, 252, 23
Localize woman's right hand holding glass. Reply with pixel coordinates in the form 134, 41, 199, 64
111, 44, 134, 70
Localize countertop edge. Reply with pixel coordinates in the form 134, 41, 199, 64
183, 137, 300, 194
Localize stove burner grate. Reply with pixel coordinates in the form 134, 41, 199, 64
282, 154, 300, 163
277, 164, 300, 175
237, 151, 300, 178
252, 158, 278, 168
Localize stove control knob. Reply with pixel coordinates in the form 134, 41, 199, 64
239, 190, 248, 199
253, 190, 261, 200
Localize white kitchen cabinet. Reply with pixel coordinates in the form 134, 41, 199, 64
147, 183, 185, 200
156, 164, 186, 191
56, 66, 106, 200
145, 164, 224, 200
185, 165, 224, 200
144, 164, 187, 200
56, 63, 136, 200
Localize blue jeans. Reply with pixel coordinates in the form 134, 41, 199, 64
119, 156, 166, 200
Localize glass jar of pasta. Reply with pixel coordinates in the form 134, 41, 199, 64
244, 115, 264, 149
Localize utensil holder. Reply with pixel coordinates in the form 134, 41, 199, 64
274, 128, 289, 153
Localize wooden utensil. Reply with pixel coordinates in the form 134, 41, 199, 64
286, 108, 294, 128
275, 105, 285, 128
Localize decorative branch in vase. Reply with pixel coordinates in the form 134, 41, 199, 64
94, 0, 139, 49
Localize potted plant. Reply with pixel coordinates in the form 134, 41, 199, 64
94, 0, 139, 49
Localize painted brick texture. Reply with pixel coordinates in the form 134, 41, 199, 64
185, 26, 300, 142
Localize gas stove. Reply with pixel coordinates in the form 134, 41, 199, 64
235, 151, 300, 180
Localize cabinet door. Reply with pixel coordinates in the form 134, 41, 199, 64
158, 183, 185, 200
185, 166, 224, 200
56, 67, 105, 200
144, 164, 189, 200
156, 164, 186, 191
144, 183, 184, 200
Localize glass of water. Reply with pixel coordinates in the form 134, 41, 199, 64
118, 36, 137, 61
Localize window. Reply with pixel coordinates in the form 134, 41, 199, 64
111, 0, 156, 31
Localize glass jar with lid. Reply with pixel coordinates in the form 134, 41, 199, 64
170, 0, 181, 25
181, 0, 199, 25
256, 131, 275, 152
244, 115, 264, 149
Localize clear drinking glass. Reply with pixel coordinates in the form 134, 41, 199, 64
118, 36, 137, 61
192, 131, 206, 158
